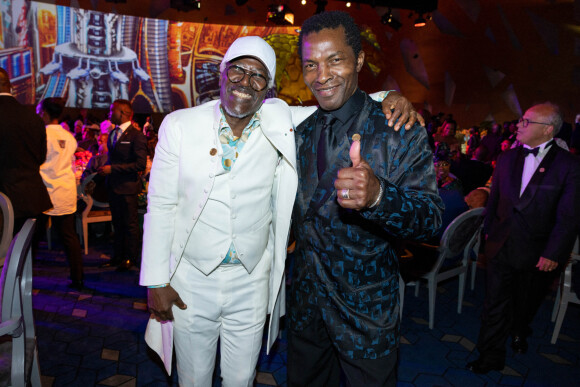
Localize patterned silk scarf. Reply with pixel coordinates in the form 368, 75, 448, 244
218, 109, 261, 263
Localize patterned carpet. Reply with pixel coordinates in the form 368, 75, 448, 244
31, 236, 580, 386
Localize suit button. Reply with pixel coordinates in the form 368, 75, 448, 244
209, 172, 214, 178
232, 234, 236, 239
179, 243, 184, 248
231, 194, 236, 199
185, 228, 190, 233
232, 214, 237, 219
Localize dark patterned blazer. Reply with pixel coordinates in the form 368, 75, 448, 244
290, 91, 443, 359
106, 124, 147, 195
0, 95, 52, 219
484, 144, 580, 270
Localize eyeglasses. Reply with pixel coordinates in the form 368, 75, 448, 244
434, 161, 450, 168
518, 117, 551, 128
226, 65, 269, 92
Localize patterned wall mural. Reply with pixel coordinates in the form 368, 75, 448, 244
0, 1, 301, 113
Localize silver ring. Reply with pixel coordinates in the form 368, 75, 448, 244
341, 189, 350, 200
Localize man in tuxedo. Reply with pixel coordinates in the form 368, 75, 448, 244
0, 68, 52, 233
288, 11, 443, 386
467, 102, 580, 374
98, 99, 147, 271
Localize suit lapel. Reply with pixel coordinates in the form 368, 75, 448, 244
510, 148, 526, 203
304, 98, 373, 217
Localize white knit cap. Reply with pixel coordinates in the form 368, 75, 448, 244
220, 36, 276, 88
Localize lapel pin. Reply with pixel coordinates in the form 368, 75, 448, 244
290, 128, 293, 132
539, 167, 545, 173
210, 148, 217, 156
352, 133, 361, 142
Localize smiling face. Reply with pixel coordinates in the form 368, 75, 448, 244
219, 57, 269, 120
301, 26, 364, 111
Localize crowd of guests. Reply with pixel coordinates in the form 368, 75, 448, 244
419, 111, 580, 238
1, 10, 580, 383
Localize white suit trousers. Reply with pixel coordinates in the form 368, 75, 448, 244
171, 255, 270, 387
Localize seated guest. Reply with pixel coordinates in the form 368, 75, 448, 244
480, 123, 503, 162
500, 139, 512, 152
466, 126, 481, 158
78, 123, 100, 154
434, 119, 461, 154
73, 119, 84, 141
451, 145, 494, 195
465, 187, 490, 209
434, 147, 469, 240
81, 133, 109, 204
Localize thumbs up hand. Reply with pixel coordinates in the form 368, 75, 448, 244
335, 139, 382, 210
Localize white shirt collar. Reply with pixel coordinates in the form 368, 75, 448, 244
118, 120, 132, 133
522, 138, 553, 156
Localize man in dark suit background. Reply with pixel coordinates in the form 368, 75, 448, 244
0, 68, 52, 233
467, 102, 580, 374
288, 11, 443, 386
98, 99, 147, 271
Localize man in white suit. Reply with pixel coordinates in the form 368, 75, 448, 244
140, 36, 421, 386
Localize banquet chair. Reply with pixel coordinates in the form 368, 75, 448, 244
0, 192, 14, 265
0, 219, 41, 386
469, 223, 484, 291
76, 172, 112, 255
551, 237, 580, 344
409, 207, 485, 329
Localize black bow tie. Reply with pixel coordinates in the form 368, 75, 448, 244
522, 147, 539, 157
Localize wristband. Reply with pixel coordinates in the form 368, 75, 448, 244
369, 180, 384, 208
148, 283, 169, 288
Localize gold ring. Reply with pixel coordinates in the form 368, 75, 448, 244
341, 189, 350, 200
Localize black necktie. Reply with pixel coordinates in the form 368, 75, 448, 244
522, 146, 539, 157
111, 127, 120, 148
317, 113, 337, 179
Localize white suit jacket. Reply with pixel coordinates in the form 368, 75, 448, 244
140, 98, 313, 374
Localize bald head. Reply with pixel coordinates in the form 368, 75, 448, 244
0, 68, 11, 93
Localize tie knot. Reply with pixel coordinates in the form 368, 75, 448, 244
522, 146, 539, 157
321, 113, 336, 128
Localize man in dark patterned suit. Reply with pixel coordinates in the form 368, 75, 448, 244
288, 11, 444, 386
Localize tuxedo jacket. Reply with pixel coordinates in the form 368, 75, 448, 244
290, 92, 443, 359
0, 95, 52, 218
106, 124, 148, 195
484, 144, 580, 270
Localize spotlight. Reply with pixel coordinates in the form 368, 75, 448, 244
267, 4, 294, 25
414, 14, 426, 27
171, 0, 201, 11
381, 9, 402, 31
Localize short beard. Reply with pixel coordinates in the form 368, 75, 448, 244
223, 104, 252, 119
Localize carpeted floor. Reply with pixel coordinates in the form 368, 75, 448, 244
31, 235, 580, 386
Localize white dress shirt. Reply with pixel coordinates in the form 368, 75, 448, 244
520, 139, 553, 196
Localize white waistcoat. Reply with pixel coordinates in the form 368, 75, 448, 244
185, 127, 279, 274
